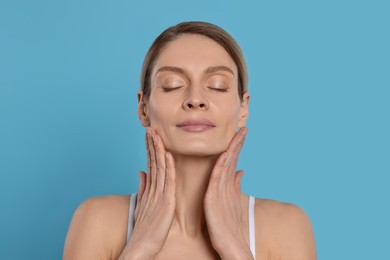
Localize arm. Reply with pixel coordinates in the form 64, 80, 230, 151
63, 196, 122, 260
280, 204, 316, 260
260, 202, 316, 260
64, 128, 177, 260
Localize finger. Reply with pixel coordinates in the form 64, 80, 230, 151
153, 133, 166, 195
164, 152, 176, 200
135, 171, 146, 221
144, 129, 151, 198
226, 127, 248, 157
208, 152, 228, 188
146, 129, 151, 174
148, 128, 157, 197
234, 170, 244, 191
234, 128, 247, 158
211, 128, 246, 183
137, 171, 147, 201
224, 127, 248, 170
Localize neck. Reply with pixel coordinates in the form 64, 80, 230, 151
169, 153, 219, 239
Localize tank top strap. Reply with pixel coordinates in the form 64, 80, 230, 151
249, 195, 256, 259
127, 192, 137, 242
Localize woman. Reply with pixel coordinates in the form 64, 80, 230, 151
63, 21, 316, 260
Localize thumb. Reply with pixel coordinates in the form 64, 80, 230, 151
137, 171, 147, 200
234, 170, 245, 190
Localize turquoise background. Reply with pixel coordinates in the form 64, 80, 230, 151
1, 0, 389, 259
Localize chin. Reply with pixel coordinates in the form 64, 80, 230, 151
167, 143, 226, 157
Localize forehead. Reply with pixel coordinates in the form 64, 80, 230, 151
152, 34, 238, 76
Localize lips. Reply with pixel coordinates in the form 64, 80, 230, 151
177, 119, 215, 127
177, 119, 215, 132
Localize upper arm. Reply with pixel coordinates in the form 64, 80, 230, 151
255, 200, 316, 260
63, 196, 126, 260
277, 204, 316, 260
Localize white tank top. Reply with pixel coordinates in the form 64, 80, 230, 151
126, 192, 257, 259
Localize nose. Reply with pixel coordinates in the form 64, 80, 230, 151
183, 90, 209, 111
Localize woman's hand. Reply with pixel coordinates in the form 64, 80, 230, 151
204, 127, 254, 260
120, 127, 176, 260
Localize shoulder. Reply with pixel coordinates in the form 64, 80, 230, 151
63, 194, 131, 260
254, 198, 316, 260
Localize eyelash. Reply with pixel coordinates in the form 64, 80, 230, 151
210, 88, 228, 92
162, 86, 182, 92
161, 86, 228, 92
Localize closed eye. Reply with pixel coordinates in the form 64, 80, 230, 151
208, 87, 228, 92
162, 86, 183, 92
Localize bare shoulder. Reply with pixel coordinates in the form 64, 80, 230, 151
254, 198, 316, 260
63, 194, 131, 260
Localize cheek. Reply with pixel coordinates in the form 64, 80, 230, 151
219, 102, 241, 125
147, 99, 177, 142
149, 108, 166, 124
148, 95, 174, 124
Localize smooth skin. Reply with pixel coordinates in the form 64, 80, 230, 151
63, 35, 316, 260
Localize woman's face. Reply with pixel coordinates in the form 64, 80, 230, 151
138, 34, 249, 156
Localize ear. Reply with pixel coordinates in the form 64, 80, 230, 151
237, 92, 250, 128
137, 90, 150, 127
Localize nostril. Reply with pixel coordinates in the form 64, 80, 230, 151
184, 100, 207, 109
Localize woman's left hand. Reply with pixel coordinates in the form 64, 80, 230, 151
204, 127, 254, 260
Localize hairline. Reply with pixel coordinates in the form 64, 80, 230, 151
141, 24, 247, 102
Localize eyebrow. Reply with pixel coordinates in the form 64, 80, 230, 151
156, 66, 185, 74
204, 66, 234, 75
156, 65, 235, 76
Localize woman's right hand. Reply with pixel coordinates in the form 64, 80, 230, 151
120, 127, 176, 260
